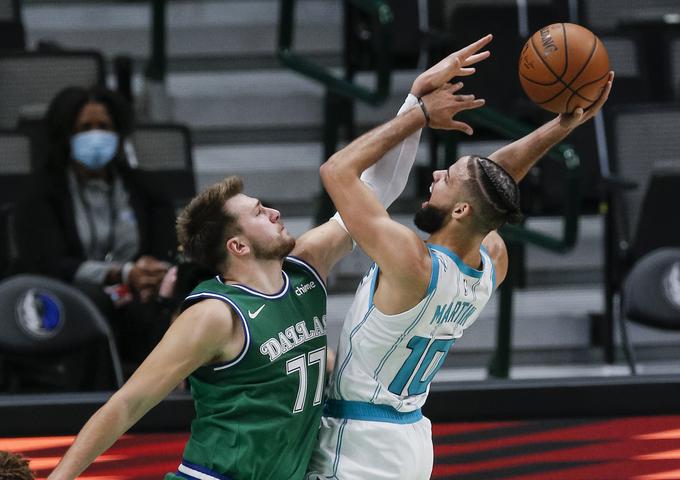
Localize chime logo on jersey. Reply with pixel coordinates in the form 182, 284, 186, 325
294, 281, 316, 296
259, 315, 327, 361
430, 300, 477, 327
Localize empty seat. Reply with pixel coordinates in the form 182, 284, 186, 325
0, 274, 124, 392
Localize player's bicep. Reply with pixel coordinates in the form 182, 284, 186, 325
320, 160, 430, 283
116, 300, 236, 414
482, 230, 508, 288
292, 220, 353, 281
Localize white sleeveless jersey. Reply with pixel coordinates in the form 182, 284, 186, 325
328, 244, 496, 412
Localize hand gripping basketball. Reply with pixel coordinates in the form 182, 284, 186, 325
519, 23, 610, 114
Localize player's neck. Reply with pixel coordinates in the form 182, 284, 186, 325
221, 257, 286, 294
427, 224, 484, 270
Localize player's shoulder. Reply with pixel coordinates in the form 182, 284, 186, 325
178, 298, 237, 337
183, 297, 233, 321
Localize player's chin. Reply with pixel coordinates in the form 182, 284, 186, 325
280, 236, 296, 257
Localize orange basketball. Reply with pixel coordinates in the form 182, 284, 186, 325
518, 23, 609, 113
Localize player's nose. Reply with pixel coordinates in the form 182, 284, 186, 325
268, 208, 280, 222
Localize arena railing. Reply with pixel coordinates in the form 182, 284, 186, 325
277, 0, 393, 106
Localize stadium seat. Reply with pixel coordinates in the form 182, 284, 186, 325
0, 50, 104, 130
618, 248, 680, 374
577, 0, 680, 34
0, 130, 33, 279
670, 34, 680, 101
0, 0, 24, 51
129, 123, 196, 207
0, 274, 124, 392
601, 104, 680, 362
129, 124, 196, 260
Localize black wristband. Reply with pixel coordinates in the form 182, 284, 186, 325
417, 97, 430, 126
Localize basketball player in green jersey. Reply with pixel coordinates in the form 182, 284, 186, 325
47, 36, 493, 480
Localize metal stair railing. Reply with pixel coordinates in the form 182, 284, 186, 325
277, 0, 394, 106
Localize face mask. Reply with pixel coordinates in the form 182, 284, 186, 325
70, 130, 119, 170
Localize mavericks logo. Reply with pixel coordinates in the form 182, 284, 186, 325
16, 289, 63, 339
295, 281, 316, 296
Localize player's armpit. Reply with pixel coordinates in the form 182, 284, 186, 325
291, 220, 353, 282
482, 230, 508, 288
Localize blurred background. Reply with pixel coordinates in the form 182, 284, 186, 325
0, 0, 679, 478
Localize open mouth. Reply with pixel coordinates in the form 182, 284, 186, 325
421, 184, 433, 208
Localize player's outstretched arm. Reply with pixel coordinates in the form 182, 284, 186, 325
321, 84, 484, 310
490, 72, 614, 182
294, 35, 493, 282
360, 33, 494, 206
48, 299, 240, 480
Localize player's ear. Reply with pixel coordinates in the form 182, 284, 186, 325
226, 236, 250, 257
451, 202, 471, 219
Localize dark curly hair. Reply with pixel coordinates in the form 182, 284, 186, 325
0, 451, 34, 480
465, 156, 523, 232
44, 86, 134, 173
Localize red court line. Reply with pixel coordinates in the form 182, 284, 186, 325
6, 417, 680, 480
435, 416, 680, 456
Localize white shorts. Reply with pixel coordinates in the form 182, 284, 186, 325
305, 401, 433, 480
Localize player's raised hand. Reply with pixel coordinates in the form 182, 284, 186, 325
559, 71, 614, 130
411, 33, 492, 98
421, 82, 485, 134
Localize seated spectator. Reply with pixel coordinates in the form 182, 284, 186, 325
13, 86, 177, 371
0, 451, 35, 480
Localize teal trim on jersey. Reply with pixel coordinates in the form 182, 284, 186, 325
426, 247, 440, 295
367, 263, 378, 307
332, 418, 349, 477
428, 244, 483, 278
334, 306, 376, 398
368, 248, 438, 308
480, 245, 497, 291
182, 291, 251, 371
324, 399, 423, 424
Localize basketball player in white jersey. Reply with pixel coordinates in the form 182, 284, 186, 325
306, 35, 614, 478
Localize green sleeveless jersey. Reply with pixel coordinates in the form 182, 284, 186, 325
165, 257, 328, 480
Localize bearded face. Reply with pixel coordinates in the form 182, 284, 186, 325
414, 204, 450, 234
250, 233, 296, 260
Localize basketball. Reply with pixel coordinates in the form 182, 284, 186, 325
518, 23, 609, 113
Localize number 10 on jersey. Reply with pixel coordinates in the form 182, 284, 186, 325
389, 337, 454, 396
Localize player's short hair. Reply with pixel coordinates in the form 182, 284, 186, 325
464, 156, 523, 232
176, 176, 244, 271
0, 451, 35, 480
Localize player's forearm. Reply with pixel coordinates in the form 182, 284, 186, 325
489, 116, 573, 183
324, 106, 426, 181
48, 395, 144, 479
359, 94, 422, 208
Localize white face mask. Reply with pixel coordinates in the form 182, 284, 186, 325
70, 130, 119, 170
